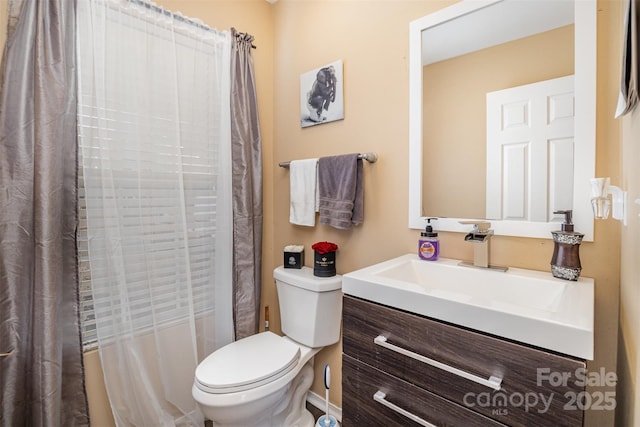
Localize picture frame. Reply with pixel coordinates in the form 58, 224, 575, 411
300, 59, 344, 128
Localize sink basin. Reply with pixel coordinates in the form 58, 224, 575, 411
342, 254, 594, 359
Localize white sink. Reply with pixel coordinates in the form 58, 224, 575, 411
342, 254, 594, 359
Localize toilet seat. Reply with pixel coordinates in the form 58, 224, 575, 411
195, 332, 301, 394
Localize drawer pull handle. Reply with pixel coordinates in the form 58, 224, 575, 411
373, 390, 436, 427
374, 335, 502, 391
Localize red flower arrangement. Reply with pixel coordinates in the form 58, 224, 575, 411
312, 241, 338, 254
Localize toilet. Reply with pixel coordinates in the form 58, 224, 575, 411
192, 266, 342, 427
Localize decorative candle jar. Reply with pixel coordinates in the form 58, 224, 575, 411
312, 241, 338, 277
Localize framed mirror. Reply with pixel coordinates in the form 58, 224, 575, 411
408, 0, 595, 240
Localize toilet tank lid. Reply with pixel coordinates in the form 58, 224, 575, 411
274, 266, 342, 292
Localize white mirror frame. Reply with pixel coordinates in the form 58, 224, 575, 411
408, 0, 595, 241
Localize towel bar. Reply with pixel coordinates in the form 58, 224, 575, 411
278, 152, 378, 168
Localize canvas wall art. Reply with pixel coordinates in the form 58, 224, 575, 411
300, 59, 344, 128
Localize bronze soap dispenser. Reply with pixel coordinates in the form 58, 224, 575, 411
550, 210, 584, 281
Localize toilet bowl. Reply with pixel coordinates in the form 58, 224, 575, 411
193, 267, 342, 427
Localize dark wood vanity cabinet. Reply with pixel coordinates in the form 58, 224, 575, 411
342, 295, 587, 427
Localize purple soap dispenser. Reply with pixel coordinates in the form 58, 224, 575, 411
418, 218, 439, 261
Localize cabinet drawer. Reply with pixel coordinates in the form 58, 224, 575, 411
343, 354, 506, 427
343, 296, 585, 427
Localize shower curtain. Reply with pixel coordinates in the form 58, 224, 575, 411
0, 0, 89, 425
76, 0, 242, 425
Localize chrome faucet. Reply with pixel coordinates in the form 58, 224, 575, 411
459, 221, 507, 271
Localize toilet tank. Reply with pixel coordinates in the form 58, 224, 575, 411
273, 266, 342, 348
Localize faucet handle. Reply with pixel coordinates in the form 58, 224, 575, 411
459, 220, 492, 233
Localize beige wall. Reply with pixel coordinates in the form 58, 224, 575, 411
593, 1, 624, 425
617, 96, 640, 424
272, 0, 450, 407
617, 102, 640, 425
0, 0, 6, 64
0, 0, 632, 425
618, 0, 640, 421
0, 0, 5, 48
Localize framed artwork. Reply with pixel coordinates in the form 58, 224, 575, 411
300, 59, 344, 128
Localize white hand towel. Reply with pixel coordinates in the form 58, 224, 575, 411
289, 158, 319, 226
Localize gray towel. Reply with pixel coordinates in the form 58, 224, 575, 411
318, 153, 363, 229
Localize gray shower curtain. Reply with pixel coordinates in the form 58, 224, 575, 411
230, 28, 263, 340
0, 0, 89, 425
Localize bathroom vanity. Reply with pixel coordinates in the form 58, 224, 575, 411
341, 255, 594, 427
342, 295, 586, 426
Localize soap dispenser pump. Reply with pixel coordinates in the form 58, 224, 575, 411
550, 210, 584, 281
418, 218, 439, 261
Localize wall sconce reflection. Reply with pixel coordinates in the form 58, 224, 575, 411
590, 177, 627, 225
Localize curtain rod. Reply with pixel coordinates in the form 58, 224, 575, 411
278, 152, 378, 168
127, 0, 257, 48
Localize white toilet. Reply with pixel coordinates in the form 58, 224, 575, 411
192, 266, 342, 427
